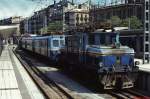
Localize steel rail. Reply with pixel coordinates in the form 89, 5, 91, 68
13, 49, 74, 99
108, 90, 150, 99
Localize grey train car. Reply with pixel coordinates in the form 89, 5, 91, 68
21, 35, 65, 62
60, 32, 139, 89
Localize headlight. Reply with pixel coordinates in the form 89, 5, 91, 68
99, 62, 103, 67
135, 61, 140, 66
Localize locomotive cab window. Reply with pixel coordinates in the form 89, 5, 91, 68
99, 33, 120, 46
53, 40, 59, 47
88, 33, 120, 46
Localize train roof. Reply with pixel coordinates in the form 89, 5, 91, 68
22, 35, 65, 40
92, 32, 119, 34
93, 27, 128, 34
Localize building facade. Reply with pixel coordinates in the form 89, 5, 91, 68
20, 0, 89, 35
90, 0, 144, 29
65, 4, 89, 31
0, 16, 23, 25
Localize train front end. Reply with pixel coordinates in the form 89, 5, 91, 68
87, 32, 139, 89
97, 47, 139, 89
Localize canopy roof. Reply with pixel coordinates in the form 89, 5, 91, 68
0, 25, 19, 38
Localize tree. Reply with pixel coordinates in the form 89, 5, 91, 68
107, 16, 142, 29
110, 16, 121, 27
120, 18, 129, 27
129, 16, 142, 29
41, 21, 63, 34
120, 16, 142, 29
47, 21, 63, 32
40, 27, 47, 34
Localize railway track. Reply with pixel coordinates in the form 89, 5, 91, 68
108, 90, 150, 99
13, 48, 74, 99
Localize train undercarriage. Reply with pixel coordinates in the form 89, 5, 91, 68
99, 73, 138, 89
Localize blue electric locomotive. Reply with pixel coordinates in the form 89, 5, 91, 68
20, 32, 139, 89
60, 32, 139, 89
21, 35, 65, 62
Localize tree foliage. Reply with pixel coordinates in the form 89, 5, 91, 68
41, 21, 63, 34
120, 18, 129, 27
129, 16, 142, 29
47, 21, 63, 32
109, 16, 142, 29
110, 16, 121, 27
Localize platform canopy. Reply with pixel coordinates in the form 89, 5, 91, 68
0, 25, 20, 39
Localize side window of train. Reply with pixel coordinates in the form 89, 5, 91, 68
53, 40, 59, 47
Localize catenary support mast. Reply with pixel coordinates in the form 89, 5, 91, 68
144, 0, 150, 63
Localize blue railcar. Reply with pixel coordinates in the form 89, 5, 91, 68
60, 32, 139, 89
21, 35, 65, 62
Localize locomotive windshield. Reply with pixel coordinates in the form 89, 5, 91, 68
100, 33, 120, 46
53, 40, 59, 47
89, 33, 120, 47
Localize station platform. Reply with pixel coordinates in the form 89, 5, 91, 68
135, 59, 150, 73
0, 45, 44, 99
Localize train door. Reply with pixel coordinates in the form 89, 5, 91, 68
46, 38, 48, 57
48, 37, 51, 57
32, 39, 35, 52
25, 40, 27, 49
79, 33, 88, 64
39, 40, 42, 55
44, 38, 48, 56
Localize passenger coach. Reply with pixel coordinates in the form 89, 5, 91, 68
21, 35, 65, 62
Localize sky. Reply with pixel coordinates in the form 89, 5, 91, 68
0, 0, 107, 19
0, 0, 43, 19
